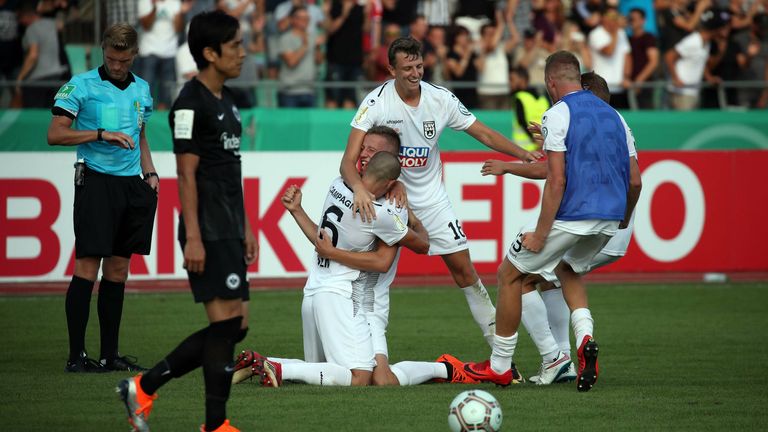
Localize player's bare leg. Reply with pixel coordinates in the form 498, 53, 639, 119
555, 261, 598, 391
441, 250, 496, 347
372, 354, 400, 386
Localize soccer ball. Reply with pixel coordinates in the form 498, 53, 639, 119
447, 389, 503, 432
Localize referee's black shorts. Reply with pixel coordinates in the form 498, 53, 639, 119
74, 167, 158, 259
179, 238, 250, 303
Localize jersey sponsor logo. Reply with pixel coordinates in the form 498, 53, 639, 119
354, 106, 368, 125
329, 186, 353, 209
458, 101, 471, 116
173, 109, 194, 139
423, 121, 436, 139
221, 132, 241, 151
386, 119, 403, 125
55, 84, 75, 100
399, 146, 429, 168
226, 273, 241, 290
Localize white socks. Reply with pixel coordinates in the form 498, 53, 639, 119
281, 362, 352, 386
571, 308, 594, 346
462, 280, 496, 347
390, 362, 448, 386
267, 357, 305, 365
490, 333, 517, 375
521, 291, 560, 362
540, 288, 572, 353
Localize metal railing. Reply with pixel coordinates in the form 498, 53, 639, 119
1, 79, 767, 111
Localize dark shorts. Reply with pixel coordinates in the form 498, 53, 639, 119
180, 238, 250, 303
74, 167, 158, 259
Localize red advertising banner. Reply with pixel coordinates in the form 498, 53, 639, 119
1, 150, 766, 282
397, 150, 768, 275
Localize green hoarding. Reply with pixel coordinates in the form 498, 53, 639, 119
1, 108, 766, 152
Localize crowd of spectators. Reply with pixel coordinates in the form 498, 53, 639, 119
1, 0, 767, 110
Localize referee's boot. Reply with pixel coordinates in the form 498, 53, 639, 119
102, 354, 148, 372
65, 350, 108, 373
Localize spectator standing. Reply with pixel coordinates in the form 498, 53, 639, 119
218, 0, 265, 107
382, 0, 417, 29
588, 6, 632, 109
107, 0, 138, 27
560, 20, 591, 71
664, 8, 731, 110
418, 0, 453, 26
742, 13, 768, 107
422, 24, 448, 85
275, 0, 325, 33
446, 26, 480, 109
512, 29, 551, 86
16, 2, 69, 108
369, 22, 401, 81
278, 5, 324, 107
571, 0, 603, 35
532, 0, 564, 50
477, 11, 519, 110
0, 0, 22, 107
628, 8, 659, 108
138, 0, 191, 109
656, 0, 712, 54
324, 0, 365, 109
619, 0, 657, 36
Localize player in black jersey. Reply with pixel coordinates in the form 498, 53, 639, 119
117, 11, 255, 432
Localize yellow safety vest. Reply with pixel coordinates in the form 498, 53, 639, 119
513, 91, 550, 152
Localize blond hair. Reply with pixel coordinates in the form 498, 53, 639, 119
101, 23, 138, 53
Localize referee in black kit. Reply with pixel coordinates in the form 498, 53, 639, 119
117, 11, 257, 432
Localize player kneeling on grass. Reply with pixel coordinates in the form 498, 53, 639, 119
117, 11, 255, 432
233, 152, 437, 387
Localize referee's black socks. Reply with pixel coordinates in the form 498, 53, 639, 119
203, 316, 242, 431
65, 276, 94, 362
98, 278, 125, 361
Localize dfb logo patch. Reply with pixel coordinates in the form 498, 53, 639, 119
423, 121, 436, 139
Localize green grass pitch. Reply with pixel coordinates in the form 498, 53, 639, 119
1, 282, 766, 431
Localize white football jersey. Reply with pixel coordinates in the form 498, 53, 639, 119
351, 80, 477, 210
304, 177, 410, 301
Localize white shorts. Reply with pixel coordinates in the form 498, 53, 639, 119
364, 249, 398, 357
413, 200, 469, 256
507, 226, 612, 277
543, 252, 622, 283
301, 292, 375, 371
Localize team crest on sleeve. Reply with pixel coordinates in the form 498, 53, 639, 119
423, 121, 436, 139
232, 105, 241, 122
55, 84, 75, 99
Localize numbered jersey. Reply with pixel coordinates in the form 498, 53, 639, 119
304, 177, 410, 300
351, 81, 477, 210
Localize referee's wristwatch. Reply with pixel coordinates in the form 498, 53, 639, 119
97, 128, 105, 142
143, 172, 159, 181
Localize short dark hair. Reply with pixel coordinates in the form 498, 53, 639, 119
364, 152, 401, 182
290, 5, 307, 17
510, 66, 529, 82
188, 11, 240, 70
388, 37, 422, 66
629, 8, 646, 19
545, 50, 581, 83
581, 71, 611, 104
367, 126, 401, 154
